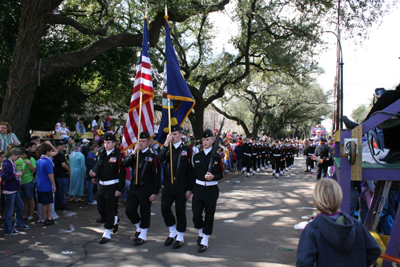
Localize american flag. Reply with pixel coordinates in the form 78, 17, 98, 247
121, 19, 154, 152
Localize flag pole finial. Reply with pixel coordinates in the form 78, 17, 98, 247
164, 4, 168, 19
144, 1, 148, 19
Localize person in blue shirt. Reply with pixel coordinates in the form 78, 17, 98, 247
36, 143, 56, 226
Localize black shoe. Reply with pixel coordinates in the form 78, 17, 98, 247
133, 232, 141, 242
304, 170, 310, 172
164, 236, 175, 246
198, 244, 208, 253
99, 237, 110, 244
96, 218, 105, 223
343, 115, 359, 130
197, 236, 203, 246
134, 238, 146, 246
173, 241, 184, 249
112, 218, 120, 233
113, 223, 118, 234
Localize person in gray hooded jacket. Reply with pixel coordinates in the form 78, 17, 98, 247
296, 178, 381, 267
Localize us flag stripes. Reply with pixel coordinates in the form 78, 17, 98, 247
121, 19, 154, 152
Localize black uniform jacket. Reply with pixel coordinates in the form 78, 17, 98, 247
271, 146, 282, 161
314, 143, 333, 165
304, 144, 316, 157
243, 142, 252, 154
192, 148, 223, 188
158, 142, 194, 191
92, 147, 126, 192
123, 149, 160, 194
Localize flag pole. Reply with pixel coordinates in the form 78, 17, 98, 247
165, 4, 173, 184
136, 91, 143, 185
168, 99, 174, 184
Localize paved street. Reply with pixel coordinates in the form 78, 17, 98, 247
0, 157, 317, 267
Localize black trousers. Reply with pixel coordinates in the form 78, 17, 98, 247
306, 158, 315, 169
161, 187, 188, 233
192, 184, 219, 235
316, 164, 328, 180
125, 185, 152, 229
280, 158, 286, 171
261, 154, 266, 166
243, 155, 251, 172
286, 156, 292, 167
252, 155, 257, 170
97, 183, 119, 229
271, 158, 280, 172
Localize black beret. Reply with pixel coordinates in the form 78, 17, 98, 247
202, 129, 213, 138
104, 133, 116, 141
55, 140, 64, 146
170, 124, 182, 133
140, 131, 150, 139
320, 137, 327, 142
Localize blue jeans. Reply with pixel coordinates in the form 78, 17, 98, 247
359, 189, 370, 224
161, 163, 165, 186
55, 178, 68, 208
350, 188, 360, 218
4, 192, 25, 234
86, 179, 95, 203
237, 158, 242, 170
121, 180, 130, 202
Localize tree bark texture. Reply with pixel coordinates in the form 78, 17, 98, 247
0, 0, 62, 140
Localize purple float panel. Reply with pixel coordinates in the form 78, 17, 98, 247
382, 209, 400, 267
362, 168, 400, 180
362, 98, 400, 134
339, 130, 351, 214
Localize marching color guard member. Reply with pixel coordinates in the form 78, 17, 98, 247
191, 129, 223, 252
123, 132, 160, 246
251, 139, 258, 174
304, 139, 316, 173
242, 138, 252, 177
271, 140, 281, 178
158, 125, 194, 249
90, 133, 126, 244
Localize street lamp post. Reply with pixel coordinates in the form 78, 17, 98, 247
322, 29, 344, 130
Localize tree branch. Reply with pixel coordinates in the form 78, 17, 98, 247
48, 14, 114, 35
211, 103, 251, 137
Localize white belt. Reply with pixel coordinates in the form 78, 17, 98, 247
196, 179, 218, 186
244, 153, 251, 156
252, 153, 258, 155
99, 179, 119, 186
273, 154, 281, 156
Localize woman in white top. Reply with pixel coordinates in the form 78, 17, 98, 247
91, 115, 100, 129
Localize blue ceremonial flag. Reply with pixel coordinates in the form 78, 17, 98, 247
156, 19, 195, 145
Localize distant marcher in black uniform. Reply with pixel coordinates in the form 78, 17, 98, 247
90, 133, 126, 244
312, 137, 333, 181
191, 129, 223, 252
242, 139, 252, 177
271, 141, 281, 178
285, 141, 292, 170
123, 132, 160, 246
260, 141, 267, 170
279, 140, 286, 175
158, 125, 193, 249
304, 139, 316, 173
251, 139, 258, 174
